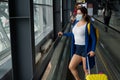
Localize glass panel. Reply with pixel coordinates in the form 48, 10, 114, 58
33, 1, 53, 65
34, 5, 44, 40
42, 6, 53, 29
42, 0, 46, 4
47, 7, 53, 27
34, 1, 53, 46
45, 0, 52, 5
0, 2, 10, 59
0, 2, 11, 79
33, 0, 52, 5
33, 0, 42, 4
43, 6, 47, 30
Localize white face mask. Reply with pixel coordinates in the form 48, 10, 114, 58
76, 14, 83, 21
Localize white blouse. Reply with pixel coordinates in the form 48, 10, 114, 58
72, 23, 87, 45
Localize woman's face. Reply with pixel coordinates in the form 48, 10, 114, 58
76, 10, 83, 21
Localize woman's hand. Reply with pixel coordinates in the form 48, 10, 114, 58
88, 51, 95, 57
58, 32, 63, 37
71, 16, 75, 23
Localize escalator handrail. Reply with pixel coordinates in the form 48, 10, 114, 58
93, 16, 120, 34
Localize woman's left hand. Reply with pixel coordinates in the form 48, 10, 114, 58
88, 51, 95, 57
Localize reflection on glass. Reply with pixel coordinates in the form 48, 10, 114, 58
34, 1, 53, 45
33, 0, 42, 4
0, 2, 10, 60
34, 5, 44, 39
0, 2, 10, 52
33, 0, 53, 66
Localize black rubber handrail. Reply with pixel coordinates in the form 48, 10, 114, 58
93, 16, 120, 34
36, 23, 71, 80
46, 23, 71, 80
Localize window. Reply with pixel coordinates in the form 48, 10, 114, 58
0, 1, 12, 79
33, 0, 53, 45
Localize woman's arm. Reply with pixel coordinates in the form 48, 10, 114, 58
90, 24, 97, 52
87, 24, 97, 57
58, 32, 73, 37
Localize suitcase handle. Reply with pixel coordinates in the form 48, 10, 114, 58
86, 56, 91, 74
86, 56, 98, 74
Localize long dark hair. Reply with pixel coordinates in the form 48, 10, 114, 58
77, 7, 90, 22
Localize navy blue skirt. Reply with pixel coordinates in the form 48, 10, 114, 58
74, 45, 86, 57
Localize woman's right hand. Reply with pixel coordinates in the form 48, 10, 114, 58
58, 32, 63, 37
71, 16, 75, 23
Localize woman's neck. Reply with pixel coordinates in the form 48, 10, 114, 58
79, 19, 87, 23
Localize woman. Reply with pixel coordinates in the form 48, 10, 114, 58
58, 7, 96, 80
71, 3, 82, 23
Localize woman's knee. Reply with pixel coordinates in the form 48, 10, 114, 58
69, 64, 75, 71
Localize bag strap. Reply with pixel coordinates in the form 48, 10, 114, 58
87, 23, 99, 43
87, 23, 90, 35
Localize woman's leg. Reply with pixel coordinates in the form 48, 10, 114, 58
69, 54, 82, 80
82, 57, 88, 76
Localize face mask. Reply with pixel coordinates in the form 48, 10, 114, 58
76, 14, 82, 21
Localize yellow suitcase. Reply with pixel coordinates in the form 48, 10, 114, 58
86, 56, 108, 80
86, 74, 108, 80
